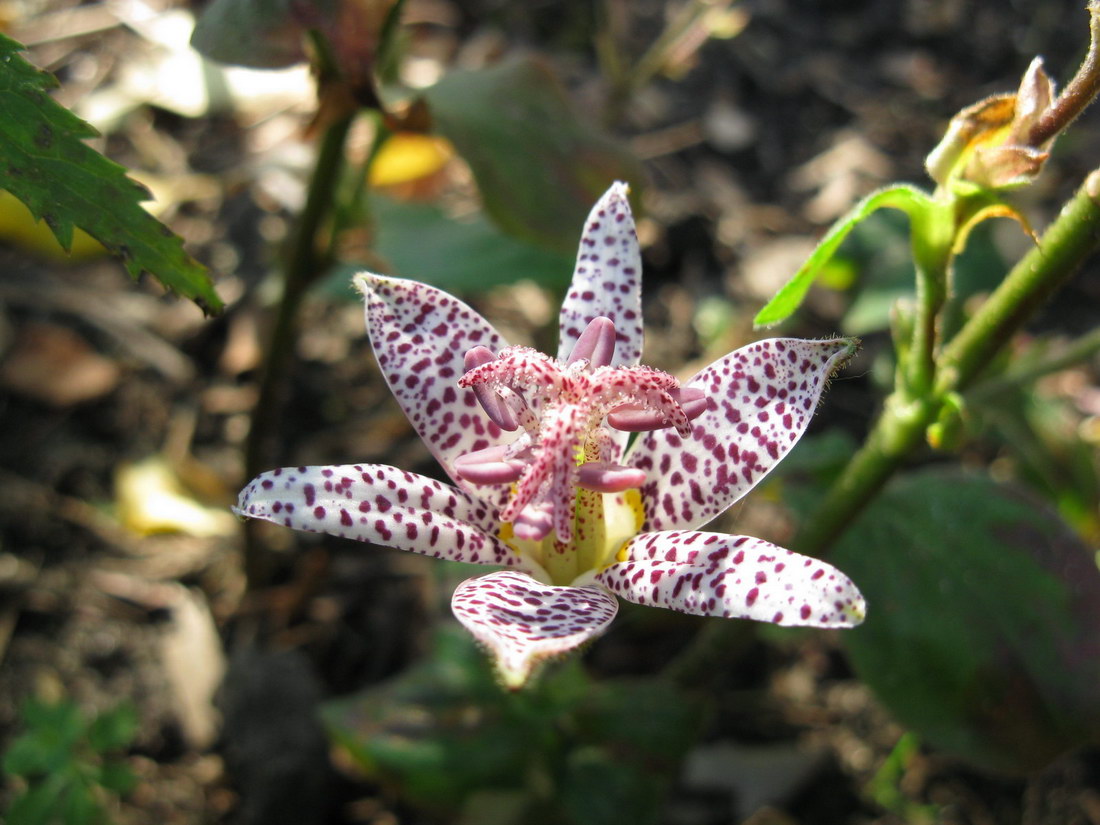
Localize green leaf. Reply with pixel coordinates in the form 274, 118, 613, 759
561, 747, 664, 825
96, 761, 136, 795
572, 679, 702, 763
752, 184, 932, 328
321, 628, 548, 812
833, 470, 1100, 772
4, 699, 84, 777
190, 0, 307, 69
86, 704, 138, 754
61, 780, 103, 825
368, 195, 576, 291
0, 35, 223, 315
5, 773, 71, 825
424, 56, 644, 254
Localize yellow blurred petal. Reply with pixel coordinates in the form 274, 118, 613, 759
368, 134, 454, 187
116, 457, 236, 537
0, 190, 106, 261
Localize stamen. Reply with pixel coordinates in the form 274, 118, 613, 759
607, 387, 708, 432
513, 504, 554, 541
577, 462, 647, 493
464, 347, 519, 431
567, 317, 617, 368
454, 338, 710, 544
453, 445, 526, 485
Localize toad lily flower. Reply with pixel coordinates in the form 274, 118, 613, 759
236, 183, 866, 688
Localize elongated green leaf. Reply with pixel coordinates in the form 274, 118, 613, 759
0, 36, 223, 315
833, 470, 1100, 772
753, 184, 932, 328
424, 56, 644, 253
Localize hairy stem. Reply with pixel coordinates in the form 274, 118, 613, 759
796, 168, 1100, 558
966, 325, 1100, 402
1028, 0, 1100, 148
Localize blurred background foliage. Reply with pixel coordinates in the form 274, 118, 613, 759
0, 0, 1097, 823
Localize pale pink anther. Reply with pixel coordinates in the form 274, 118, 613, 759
607, 387, 709, 432
453, 445, 527, 485
576, 462, 647, 493
567, 317, 617, 368
464, 347, 520, 431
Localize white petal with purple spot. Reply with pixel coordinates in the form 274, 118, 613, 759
357, 274, 513, 512
451, 570, 619, 689
596, 532, 865, 626
557, 182, 644, 369
628, 338, 855, 532
236, 464, 539, 571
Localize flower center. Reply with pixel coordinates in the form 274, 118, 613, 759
453, 317, 707, 554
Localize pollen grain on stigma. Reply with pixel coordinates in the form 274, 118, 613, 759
453, 315, 708, 544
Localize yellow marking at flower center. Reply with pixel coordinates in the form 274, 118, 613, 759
496, 487, 645, 586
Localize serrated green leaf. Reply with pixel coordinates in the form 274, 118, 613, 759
833, 470, 1100, 773
753, 184, 932, 328
0, 35, 223, 315
424, 56, 644, 253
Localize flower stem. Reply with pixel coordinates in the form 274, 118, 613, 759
664, 169, 1100, 687
795, 168, 1100, 557
243, 112, 355, 586
1028, 0, 1100, 148
966, 325, 1100, 402
933, 169, 1100, 396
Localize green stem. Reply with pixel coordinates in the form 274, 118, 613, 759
904, 197, 956, 397
795, 168, 1100, 558
243, 112, 355, 587
967, 325, 1100, 402
934, 169, 1100, 395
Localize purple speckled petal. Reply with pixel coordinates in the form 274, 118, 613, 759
236, 464, 540, 572
557, 183, 644, 369
627, 338, 856, 532
357, 274, 513, 512
596, 532, 865, 627
451, 570, 619, 689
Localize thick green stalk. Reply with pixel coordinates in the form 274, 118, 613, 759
796, 169, 1100, 557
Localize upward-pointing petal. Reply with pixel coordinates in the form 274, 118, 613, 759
627, 338, 856, 532
557, 183, 644, 368
236, 464, 541, 573
356, 274, 513, 512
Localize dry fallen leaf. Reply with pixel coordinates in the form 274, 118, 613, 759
115, 456, 237, 537
0, 322, 121, 406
